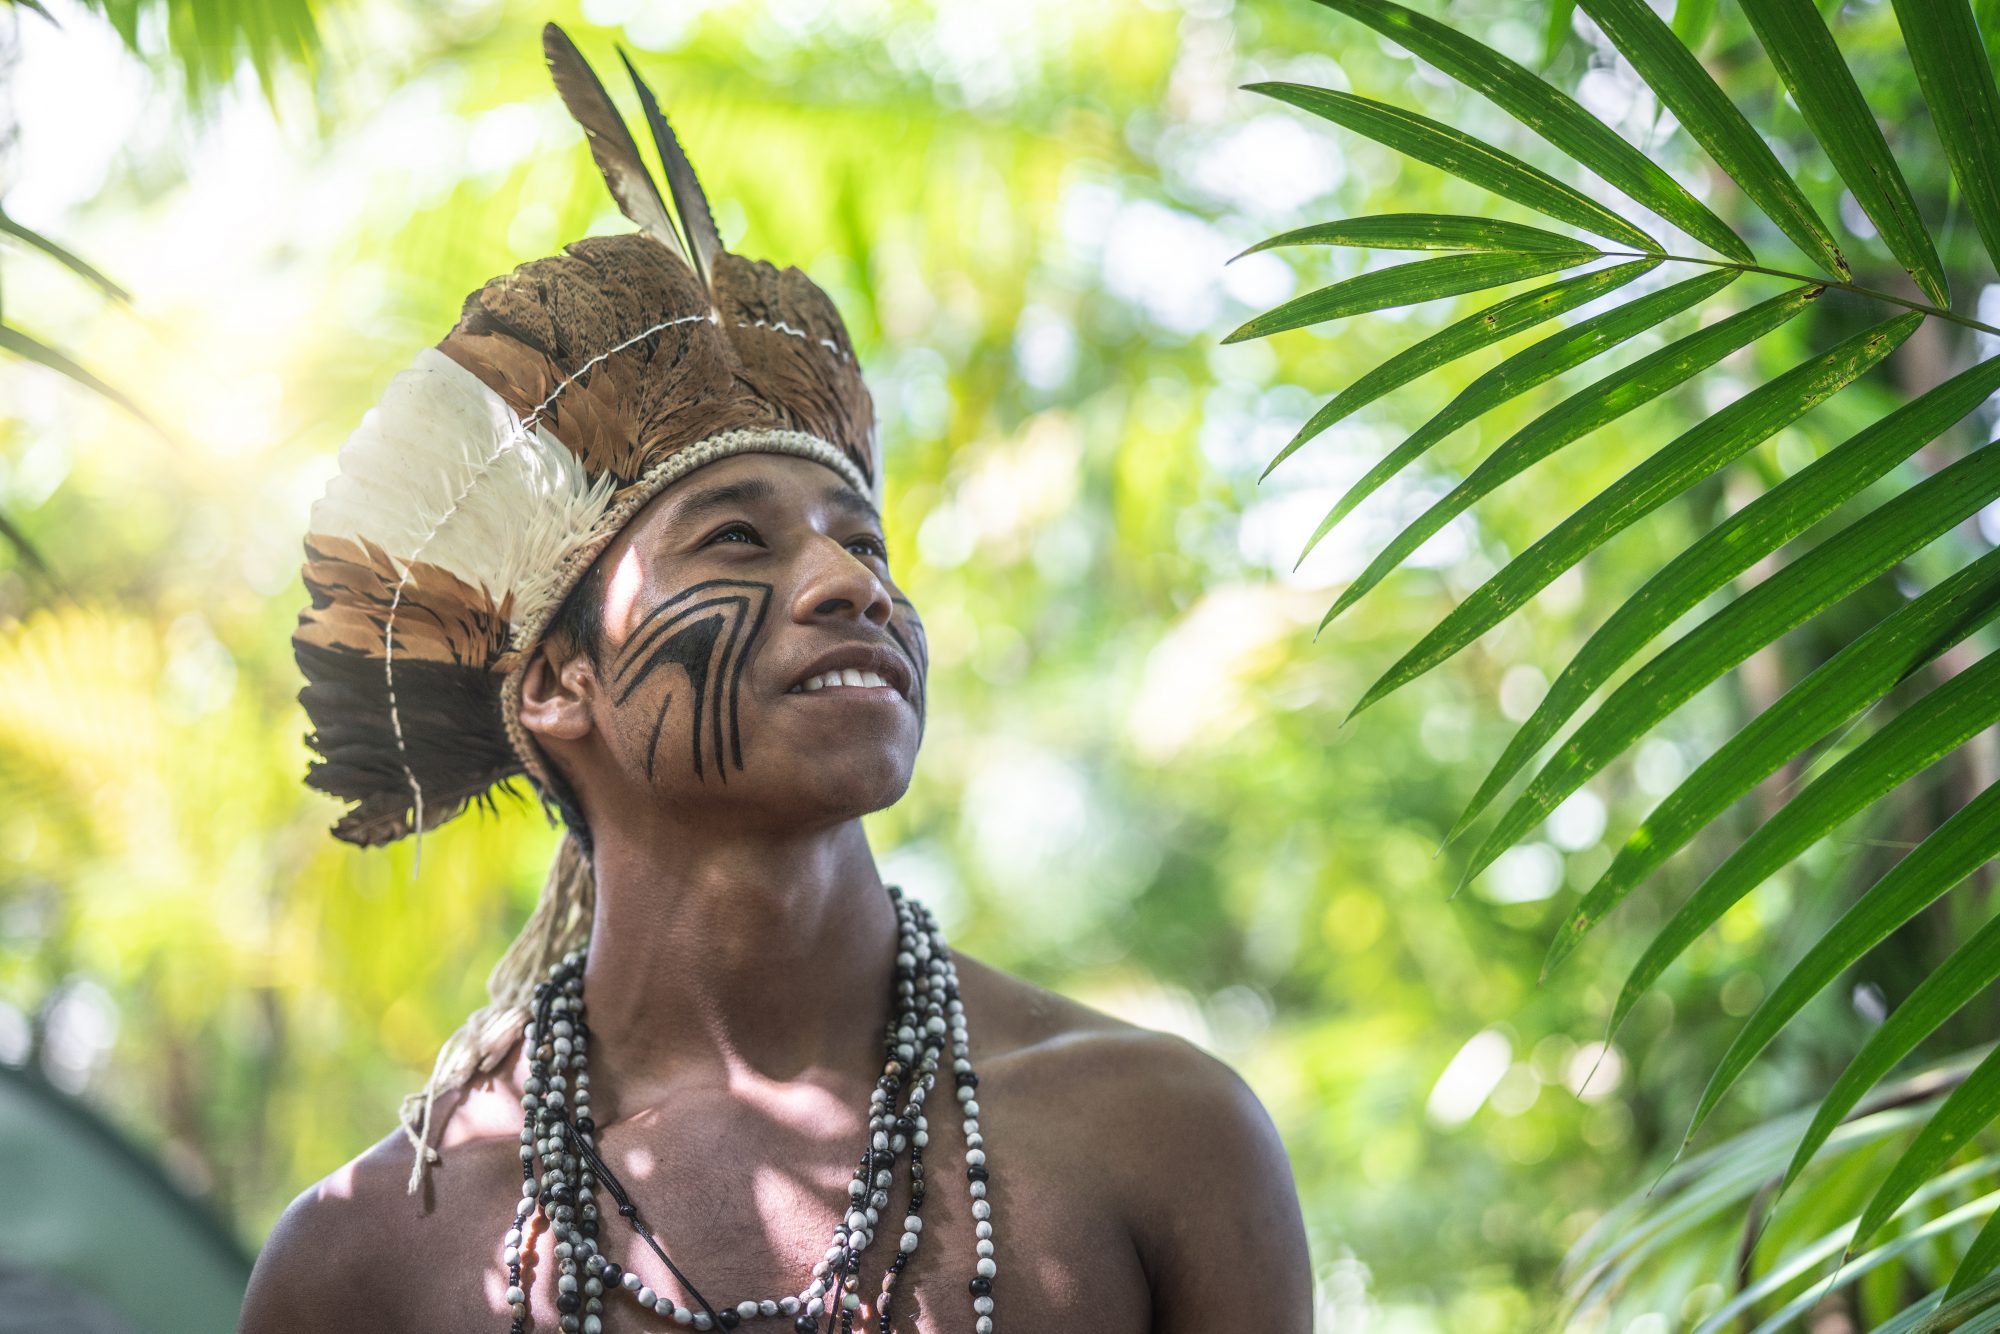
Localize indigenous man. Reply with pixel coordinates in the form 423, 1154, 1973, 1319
240, 26, 1311, 1334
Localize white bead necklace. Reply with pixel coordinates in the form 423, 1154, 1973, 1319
502, 886, 996, 1334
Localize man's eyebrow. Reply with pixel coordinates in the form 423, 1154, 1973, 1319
665, 477, 778, 527
823, 483, 881, 526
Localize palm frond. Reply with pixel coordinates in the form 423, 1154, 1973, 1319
0, 208, 131, 304
1239, 0, 2000, 1319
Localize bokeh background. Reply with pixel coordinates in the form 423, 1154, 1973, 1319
4, 0, 1995, 1329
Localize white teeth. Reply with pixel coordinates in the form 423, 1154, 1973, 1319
794, 668, 891, 693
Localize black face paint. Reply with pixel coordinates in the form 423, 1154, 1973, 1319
611, 580, 773, 781
887, 596, 930, 735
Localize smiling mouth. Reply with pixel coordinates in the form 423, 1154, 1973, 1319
789, 668, 894, 694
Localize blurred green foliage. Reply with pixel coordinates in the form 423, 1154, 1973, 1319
1, 0, 1995, 1328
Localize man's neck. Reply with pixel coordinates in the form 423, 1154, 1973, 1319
575, 811, 899, 1117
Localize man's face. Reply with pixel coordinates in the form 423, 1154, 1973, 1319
529, 451, 928, 834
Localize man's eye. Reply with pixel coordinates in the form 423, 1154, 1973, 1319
706, 522, 762, 547
847, 535, 889, 560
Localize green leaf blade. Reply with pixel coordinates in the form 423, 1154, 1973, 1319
1852, 1044, 2000, 1255
1949, 1197, 2000, 1299
1539, 461, 2000, 977
1781, 912, 2000, 1204
1740, 0, 1949, 306
1612, 650, 2000, 1034
1366, 308, 1910, 720
1891, 0, 2000, 280
1246, 82, 1662, 252
1673, 0, 1719, 47
1238, 213, 1594, 256
1310, 0, 1751, 261
0, 323, 163, 434
1265, 258, 1660, 480
0, 208, 131, 304
1578, 0, 1848, 277
1689, 778, 2000, 1143
1544, 0, 1578, 65
1454, 353, 2000, 842
1224, 249, 1598, 344
1295, 267, 1731, 557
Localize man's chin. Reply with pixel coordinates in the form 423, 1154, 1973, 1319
655, 745, 917, 827
782, 752, 917, 821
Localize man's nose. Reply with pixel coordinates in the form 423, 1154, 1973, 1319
790, 537, 893, 627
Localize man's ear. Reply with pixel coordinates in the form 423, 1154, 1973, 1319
518, 643, 598, 744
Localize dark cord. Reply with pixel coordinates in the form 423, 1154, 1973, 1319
559, 1116, 724, 1327
528, 983, 723, 1331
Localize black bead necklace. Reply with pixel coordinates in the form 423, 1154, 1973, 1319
500, 885, 996, 1333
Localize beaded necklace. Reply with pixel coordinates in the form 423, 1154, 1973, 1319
502, 885, 996, 1334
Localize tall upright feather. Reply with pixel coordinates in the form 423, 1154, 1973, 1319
542, 24, 687, 263
620, 47, 725, 289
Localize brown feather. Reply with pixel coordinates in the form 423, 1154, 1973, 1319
711, 252, 876, 488
619, 46, 724, 289
542, 23, 686, 262
298, 534, 511, 666
440, 236, 786, 481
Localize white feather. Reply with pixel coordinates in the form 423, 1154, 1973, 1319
310, 348, 616, 616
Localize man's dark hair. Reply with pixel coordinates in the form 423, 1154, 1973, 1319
540, 554, 610, 669
531, 555, 611, 848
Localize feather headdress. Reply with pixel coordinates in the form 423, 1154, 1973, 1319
293, 26, 882, 1186
295, 24, 879, 848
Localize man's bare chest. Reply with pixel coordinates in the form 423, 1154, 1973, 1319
381, 1076, 1151, 1334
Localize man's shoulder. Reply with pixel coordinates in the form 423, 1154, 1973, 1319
237, 1088, 519, 1333
953, 949, 1278, 1149
237, 1129, 418, 1332
954, 952, 1313, 1328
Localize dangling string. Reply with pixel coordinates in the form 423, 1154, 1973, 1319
400, 831, 597, 1193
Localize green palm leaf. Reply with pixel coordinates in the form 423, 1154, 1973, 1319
0, 322, 162, 434
1223, 249, 1598, 343
1451, 354, 2000, 844
1237, 213, 1592, 256
1950, 1207, 2000, 1299
1263, 259, 1659, 480
1919, 1272, 2000, 1329
1891, 0, 2000, 278
1544, 0, 1577, 65
1611, 650, 2000, 1035
1539, 520, 2000, 979
1343, 294, 1877, 696
1242, 0, 2000, 1317
1564, 1084, 1956, 1317
1702, 1167, 2000, 1333
0, 509, 50, 577
1782, 918, 2000, 1210
1673, 0, 1720, 47
1577, 0, 1848, 276
1739, 0, 1949, 305
1243, 83, 1661, 251
1852, 1045, 2000, 1258
0, 208, 131, 303
1318, 280, 1808, 619
1295, 267, 1733, 557
1687, 779, 2000, 1146
1308, 0, 1750, 261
